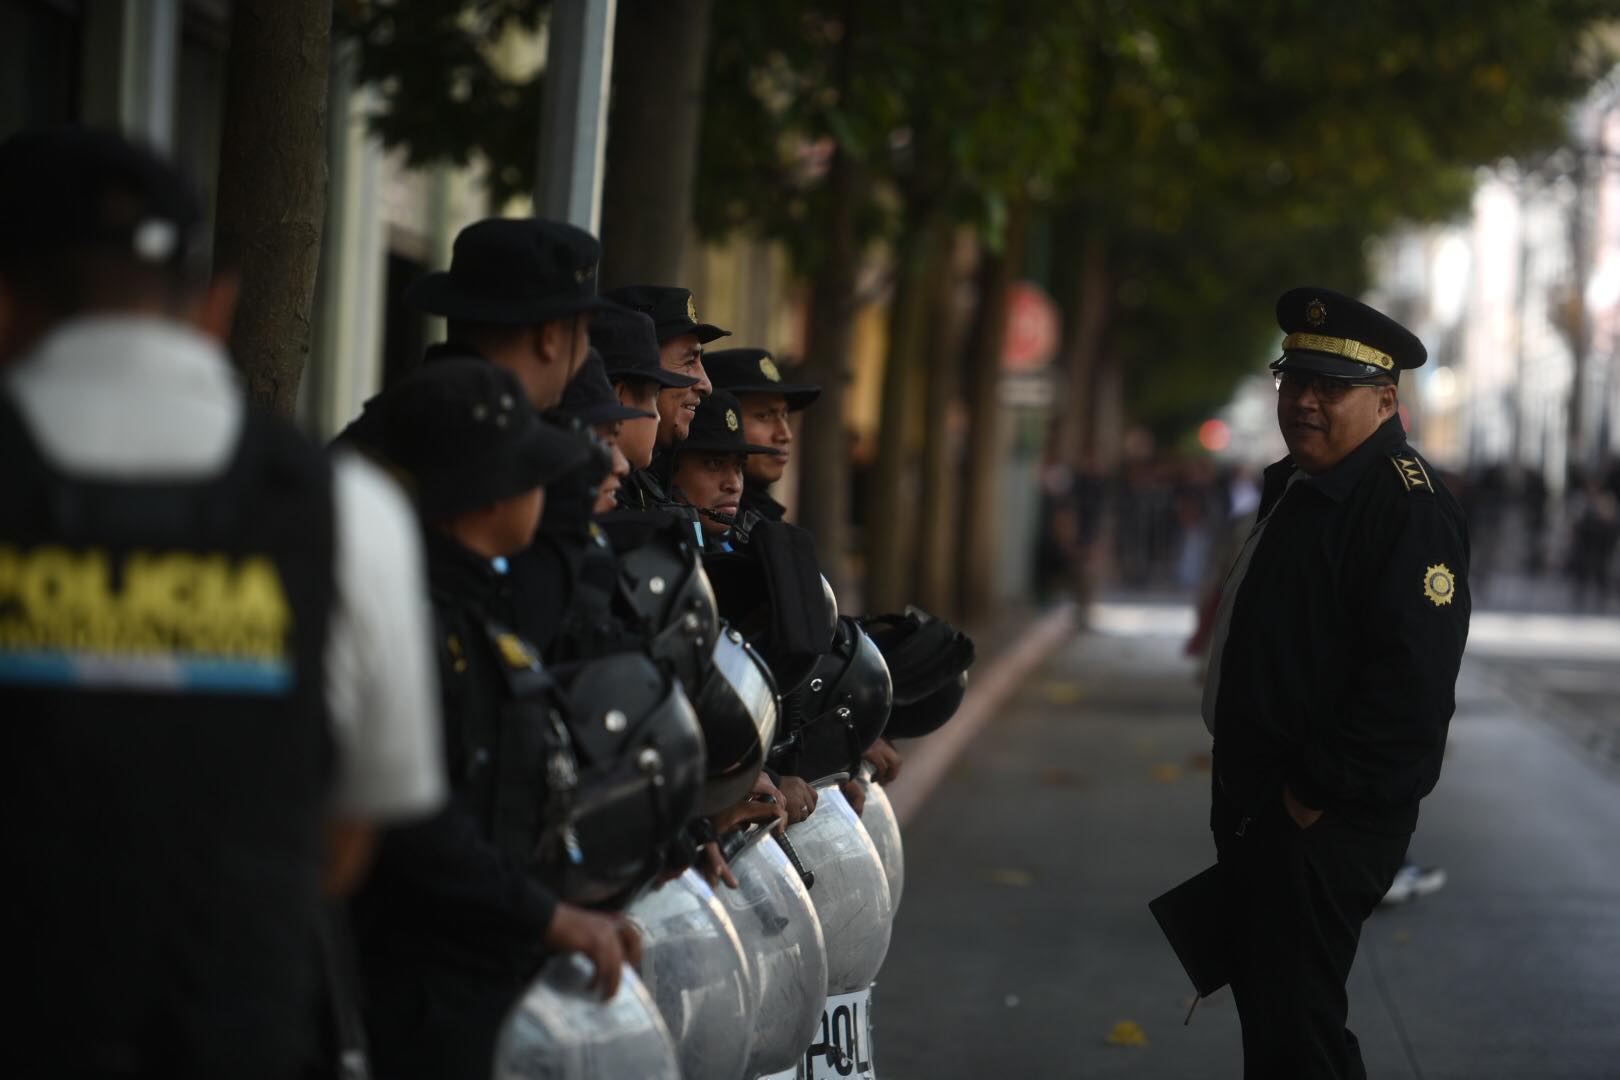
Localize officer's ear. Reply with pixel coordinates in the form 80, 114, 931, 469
1377, 382, 1399, 421
190, 273, 240, 345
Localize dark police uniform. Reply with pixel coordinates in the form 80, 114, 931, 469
347, 359, 592, 1080
1206, 288, 1471, 1080
0, 396, 336, 1080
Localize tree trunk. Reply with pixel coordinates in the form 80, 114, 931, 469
213, 0, 332, 418
598, 0, 713, 288
866, 210, 949, 614
915, 226, 974, 619
791, 0, 860, 602
1056, 226, 1111, 467
958, 200, 1030, 620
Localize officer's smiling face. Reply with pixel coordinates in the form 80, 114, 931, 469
1277, 370, 1397, 474
657, 333, 711, 446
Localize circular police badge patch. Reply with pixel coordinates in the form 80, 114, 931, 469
725, 408, 740, 431
686, 295, 698, 323
759, 356, 783, 382
1305, 297, 1328, 327
1423, 563, 1456, 606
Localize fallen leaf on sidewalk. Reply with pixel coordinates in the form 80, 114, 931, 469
1038, 766, 1086, 788
1044, 681, 1085, 705
1106, 1020, 1148, 1047
986, 868, 1036, 887
1151, 762, 1184, 784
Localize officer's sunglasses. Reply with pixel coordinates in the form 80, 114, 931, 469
1274, 371, 1392, 404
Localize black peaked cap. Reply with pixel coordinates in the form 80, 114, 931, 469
602, 284, 730, 344
673, 389, 780, 457
704, 347, 821, 411
1272, 286, 1426, 379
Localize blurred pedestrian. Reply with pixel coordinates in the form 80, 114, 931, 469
0, 127, 443, 1080
1203, 288, 1470, 1080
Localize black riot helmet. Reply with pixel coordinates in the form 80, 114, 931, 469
692, 627, 781, 814
606, 510, 720, 698
775, 616, 892, 785
700, 544, 839, 695
538, 652, 706, 907
858, 607, 974, 738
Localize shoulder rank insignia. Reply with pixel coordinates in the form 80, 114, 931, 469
494, 632, 540, 671
446, 633, 468, 674
1423, 563, 1457, 606
1390, 454, 1432, 494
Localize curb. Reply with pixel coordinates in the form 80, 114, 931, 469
885, 602, 1079, 826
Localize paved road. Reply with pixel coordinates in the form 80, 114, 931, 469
873, 600, 1620, 1079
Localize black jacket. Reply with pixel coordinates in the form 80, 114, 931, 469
351, 533, 559, 979
1210, 415, 1470, 833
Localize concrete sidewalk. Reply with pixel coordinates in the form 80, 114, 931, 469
874, 600, 1620, 1079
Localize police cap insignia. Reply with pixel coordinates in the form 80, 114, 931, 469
1305, 298, 1328, 327
759, 356, 783, 382
686, 295, 698, 323
495, 632, 539, 670
1423, 564, 1456, 606
725, 408, 739, 431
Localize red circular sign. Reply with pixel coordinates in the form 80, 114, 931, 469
1001, 281, 1060, 373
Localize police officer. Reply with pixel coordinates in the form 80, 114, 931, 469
588, 305, 696, 495
349, 357, 641, 1080
602, 284, 726, 466
0, 127, 444, 1079
668, 388, 784, 552
704, 346, 821, 526
1203, 287, 1470, 1079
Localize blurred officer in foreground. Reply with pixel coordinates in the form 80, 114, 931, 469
1203, 288, 1470, 1079
350, 358, 641, 1080
0, 127, 443, 1079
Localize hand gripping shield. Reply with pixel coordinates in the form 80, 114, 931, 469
625, 868, 757, 1080
540, 652, 706, 907
494, 955, 679, 1080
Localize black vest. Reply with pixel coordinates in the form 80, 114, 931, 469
0, 395, 336, 1078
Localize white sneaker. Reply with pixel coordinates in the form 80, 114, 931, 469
1381, 863, 1447, 905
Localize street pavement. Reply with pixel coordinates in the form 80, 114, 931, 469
873, 597, 1620, 1079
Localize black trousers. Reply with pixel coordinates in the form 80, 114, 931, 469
1214, 793, 1410, 1080
361, 957, 529, 1080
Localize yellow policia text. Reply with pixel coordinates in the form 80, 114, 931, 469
0, 545, 291, 661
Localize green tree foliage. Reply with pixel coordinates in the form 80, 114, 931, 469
335, 0, 548, 206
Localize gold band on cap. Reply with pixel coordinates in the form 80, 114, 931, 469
1282, 332, 1394, 371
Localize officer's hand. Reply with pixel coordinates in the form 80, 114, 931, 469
841, 777, 867, 816
777, 774, 818, 825
543, 903, 636, 999
697, 841, 740, 889
709, 791, 785, 838
863, 738, 903, 785
1282, 786, 1323, 830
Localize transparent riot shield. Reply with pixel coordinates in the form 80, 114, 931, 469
858, 767, 905, 913
785, 783, 893, 995
718, 824, 828, 1078
626, 867, 757, 1079
494, 955, 679, 1080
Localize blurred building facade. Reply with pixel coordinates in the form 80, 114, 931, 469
1371, 74, 1620, 495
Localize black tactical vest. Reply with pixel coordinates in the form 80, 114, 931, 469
0, 394, 336, 1079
